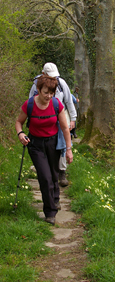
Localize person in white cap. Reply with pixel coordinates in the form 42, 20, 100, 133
29, 62, 77, 186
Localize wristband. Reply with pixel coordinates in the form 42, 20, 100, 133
66, 147, 72, 150
18, 131, 24, 136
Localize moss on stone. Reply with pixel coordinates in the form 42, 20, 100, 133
81, 108, 94, 143
80, 108, 112, 149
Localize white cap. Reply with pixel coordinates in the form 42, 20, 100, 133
42, 62, 60, 77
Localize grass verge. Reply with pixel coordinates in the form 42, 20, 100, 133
0, 141, 54, 282
67, 133, 115, 282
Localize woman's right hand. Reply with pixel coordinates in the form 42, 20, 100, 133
18, 133, 30, 146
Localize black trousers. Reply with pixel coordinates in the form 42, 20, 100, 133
28, 133, 61, 218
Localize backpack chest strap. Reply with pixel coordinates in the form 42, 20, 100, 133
31, 114, 57, 119
26, 96, 59, 128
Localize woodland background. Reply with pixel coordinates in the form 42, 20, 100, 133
0, 0, 115, 151
0, 3, 115, 280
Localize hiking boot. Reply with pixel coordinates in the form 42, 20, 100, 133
45, 217, 55, 225
74, 133, 77, 138
59, 170, 69, 187
55, 202, 61, 210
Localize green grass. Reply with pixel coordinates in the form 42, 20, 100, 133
67, 137, 115, 282
0, 141, 53, 281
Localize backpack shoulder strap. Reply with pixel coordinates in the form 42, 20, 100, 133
56, 77, 63, 92
33, 75, 42, 96
52, 97, 59, 116
27, 96, 34, 117
26, 96, 59, 128
26, 96, 34, 127
33, 75, 39, 85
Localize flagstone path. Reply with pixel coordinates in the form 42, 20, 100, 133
27, 177, 90, 282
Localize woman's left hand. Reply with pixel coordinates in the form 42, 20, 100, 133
70, 121, 75, 131
66, 149, 73, 164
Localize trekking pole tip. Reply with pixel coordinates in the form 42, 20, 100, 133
13, 204, 18, 209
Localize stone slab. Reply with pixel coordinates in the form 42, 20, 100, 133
45, 240, 78, 249
33, 195, 42, 201
37, 211, 45, 219
32, 191, 42, 201
27, 179, 40, 189
59, 196, 71, 203
57, 268, 75, 278
37, 202, 43, 210
30, 165, 37, 173
56, 210, 76, 224
59, 203, 70, 211
52, 228, 75, 240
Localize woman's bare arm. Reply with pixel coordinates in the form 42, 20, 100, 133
15, 109, 30, 145
58, 109, 73, 164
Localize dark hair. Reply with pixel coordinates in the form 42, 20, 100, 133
37, 74, 58, 93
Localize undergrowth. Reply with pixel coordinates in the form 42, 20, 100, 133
67, 135, 115, 282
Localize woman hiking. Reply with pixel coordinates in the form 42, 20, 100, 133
15, 75, 73, 225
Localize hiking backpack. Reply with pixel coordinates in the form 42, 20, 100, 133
32, 75, 63, 97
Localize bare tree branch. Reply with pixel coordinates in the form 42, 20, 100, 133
25, 27, 78, 40
44, 0, 85, 34
25, 0, 85, 36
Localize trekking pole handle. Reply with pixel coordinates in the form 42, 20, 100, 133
23, 136, 30, 146
24, 136, 29, 140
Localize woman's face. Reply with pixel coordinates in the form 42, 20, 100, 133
38, 86, 54, 104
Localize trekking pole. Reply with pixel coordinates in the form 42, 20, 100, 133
13, 137, 28, 209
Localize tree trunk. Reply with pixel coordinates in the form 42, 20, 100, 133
74, 38, 90, 120
83, 0, 114, 146
74, 3, 90, 126
93, 1, 114, 133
